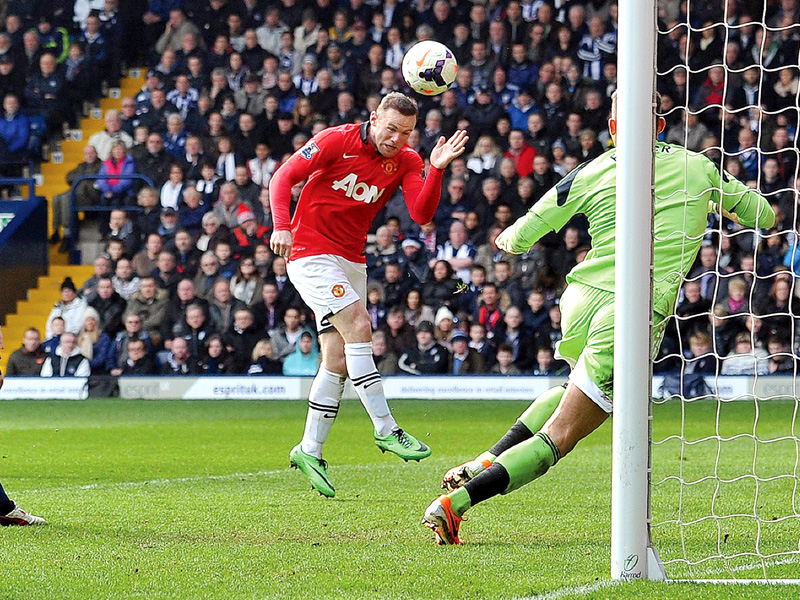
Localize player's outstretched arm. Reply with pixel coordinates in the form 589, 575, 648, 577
428, 130, 469, 170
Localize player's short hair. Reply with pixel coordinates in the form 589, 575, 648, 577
611, 90, 663, 131
377, 92, 418, 117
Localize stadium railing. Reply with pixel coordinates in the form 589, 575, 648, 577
68, 173, 154, 264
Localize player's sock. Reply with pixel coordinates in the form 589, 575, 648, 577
496, 431, 562, 493
0, 481, 15, 515
485, 385, 565, 459
518, 384, 566, 432
300, 368, 347, 458
345, 342, 397, 436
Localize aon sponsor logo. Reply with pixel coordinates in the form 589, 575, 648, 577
332, 173, 386, 204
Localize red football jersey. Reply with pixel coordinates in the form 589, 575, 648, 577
269, 122, 444, 263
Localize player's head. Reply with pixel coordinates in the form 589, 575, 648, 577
608, 90, 666, 145
370, 92, 418, 158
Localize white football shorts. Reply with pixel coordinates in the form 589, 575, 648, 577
286, 254, 367, 333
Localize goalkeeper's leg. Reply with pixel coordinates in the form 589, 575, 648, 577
441, 384, 566, 491
424, 383, 608, 543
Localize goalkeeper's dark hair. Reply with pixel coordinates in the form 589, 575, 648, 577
377, 92, 418, 117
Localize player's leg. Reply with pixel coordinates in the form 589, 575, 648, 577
290, 330, 347, 498
441, 285, 590, 491
329, 301, 431, 462
441, 385, 566, 491
424, 382, 608, 544
425, 287, 613, 543
0, 480, 45, 526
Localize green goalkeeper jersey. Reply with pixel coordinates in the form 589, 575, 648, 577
500, 142, 775, 317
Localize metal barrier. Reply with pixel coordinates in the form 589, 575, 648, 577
68, 173, 154, 264
0, 176, 37, 200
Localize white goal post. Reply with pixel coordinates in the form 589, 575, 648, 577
611, 0, 660, 582
613, 0, 800, 584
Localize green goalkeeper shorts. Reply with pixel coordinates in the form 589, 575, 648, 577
556, 282, 667, 413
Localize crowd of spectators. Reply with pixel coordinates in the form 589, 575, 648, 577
3, 0, 800, 382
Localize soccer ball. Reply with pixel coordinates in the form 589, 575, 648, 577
401, 41, 458, 96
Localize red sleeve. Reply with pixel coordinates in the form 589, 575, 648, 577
268, 129, 338, 231
401, 163, 445, 225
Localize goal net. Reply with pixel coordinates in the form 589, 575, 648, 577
646, 0, 800, 581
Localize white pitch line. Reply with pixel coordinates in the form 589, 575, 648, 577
18, 462, 398, 495
511, 579, 617, 600
21, 469, 286, 495
510, 554, 800, 600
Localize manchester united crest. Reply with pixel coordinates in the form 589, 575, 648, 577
382, 160, 397, 175
331, 284, 345, 298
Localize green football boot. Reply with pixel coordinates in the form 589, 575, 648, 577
374, 427, 432, 462
289, 444, 335, 498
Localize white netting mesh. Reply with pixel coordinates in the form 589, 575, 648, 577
650, 0, 800, 580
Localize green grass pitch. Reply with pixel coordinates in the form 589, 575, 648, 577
0, 398, 798, 599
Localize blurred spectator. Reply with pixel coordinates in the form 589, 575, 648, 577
136, 132, 172, 189
132, 233, 163, 278
89, 276, 127, 336
162, 279, 209, 342
372, 330, 399, 376
46, 278, 88, 337
683, 331, 720, 375
0, 93, 29, 175
76, 307, 112, 374
40, 332, 91, 377
232, 206, 270, 258
97, 141, 136, 206
224, 308, 261, 373
172, 229, 201, 277
24, 53, 66, 137
120, 338, 157, 375
50, 144, 103, 250
160, 337, 200, 375
504, 129, 536, 177
124, 276, 168, 347
447, 328, 487, 374
109, 312, 154, 376
209, 279, 245, 334
247, 338, 282, 375
152, 250, 181, 296
282, 330, 320, 375
490, 343, 522, 375
106, 209, 140, 256
767, 335, 796, 374
721, 332, 769, 375
230, 256, 264, 305
177, 303, 215, 358
157, 207, 179, 247
5, 328, 46, 376
422, 259, 459, 312
267, 306, 308, 361
434, 221, 477, 284
398, 320, 449, 375
194, 252, 224, 301
42, 317, 64, 356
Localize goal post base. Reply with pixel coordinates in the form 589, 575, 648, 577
647, 545, 667, 581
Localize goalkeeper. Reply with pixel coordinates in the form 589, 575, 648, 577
422, 92, 776, 545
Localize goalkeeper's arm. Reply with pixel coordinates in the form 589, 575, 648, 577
714, 170, 776, 229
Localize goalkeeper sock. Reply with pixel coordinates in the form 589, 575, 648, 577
345, 342, 397, 436
0, 481, 14, 515
301, 368, 347, 458
485, 385, 565, 459
496, 431, 561, 494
